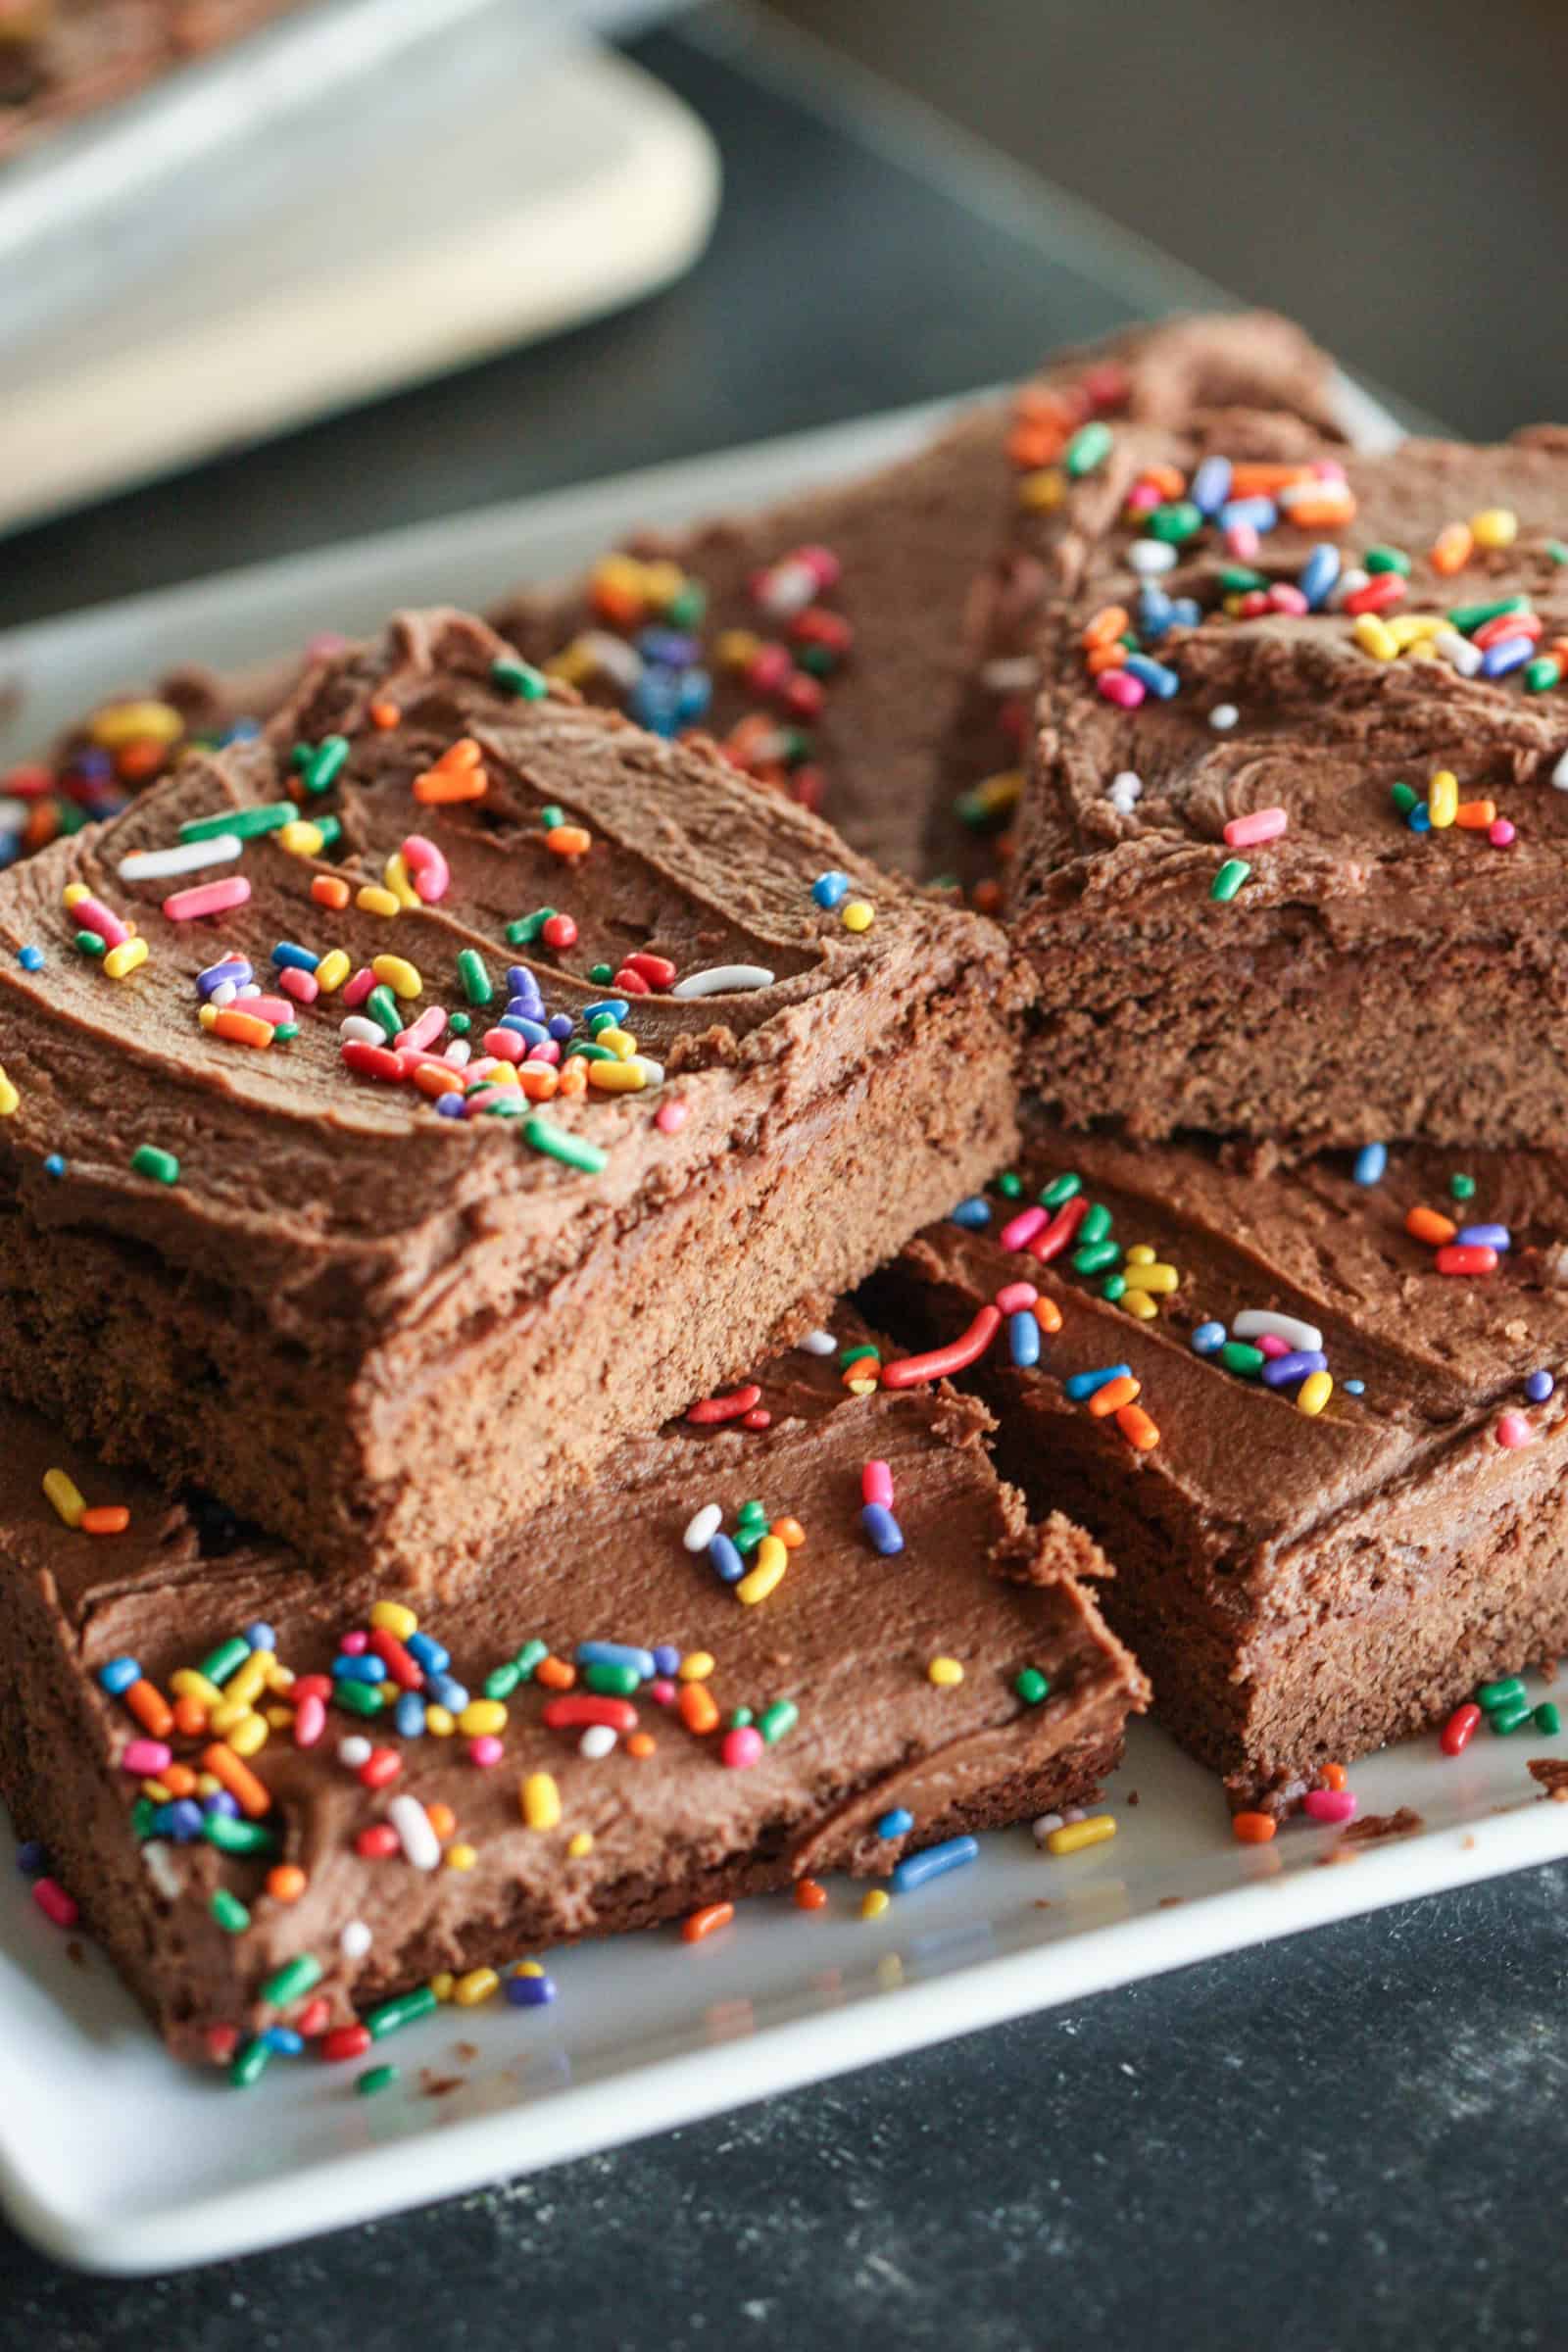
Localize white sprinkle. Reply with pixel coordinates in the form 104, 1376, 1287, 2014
0, 798, 27, 834
339, 1015, 384, 1047
388, 1792, 442, 1872
1109, 769, 1144, 801
800, 1329, 837, 1356
119, 833, 242, 882
340, 1919, 372, 1960
1552, 750, 1568, 791
578, 1725, 617, 1760
756, 558, 818, 620
1328, 567, 1369, 611
237, 982, 261, 999
1233, 1307, 1324, 1353
671, 963, 775, 999
683, 1502, 722, 1552
1128, 538, 1177, 578
209, 980, 238, 1007
446, 1040, 472, 1067
1032, 1814, 1064, 1848
633, 1056, 664, 1089
1208, 704, 1240, 733
1062, 1806, 1086, 1825
580, 630, 642, 689
980, 656, 1040, 694
337, 1736, 371, 1770
1438, 631, 1483, 678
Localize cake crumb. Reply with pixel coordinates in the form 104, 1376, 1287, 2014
1340, 1807, 1423, 1845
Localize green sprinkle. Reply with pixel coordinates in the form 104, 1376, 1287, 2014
539, 805, 565, 831
737, 1499, 769, 1523
507, 907, 556, 946
1071, 1241, 1120, 1276
586, 1010, 620, 1035
666, 582, 707, 628
204, 1815, 279, 1857
1525, 657, 1562, 694
1218, 565, 1269, 594
200, 1636, 252, 1685
130, 1144, 179, 1186
1489, 1696, 1535, 1736
180, 800, 298, 845
229, 2036, 272, 2090
1447, 594, 1529, 634
514, 1639, 548, 1680
1014, 1668, 1051, 1706
735, 1523, 767, 1557
448, 1011, 471, 1037
1547, 540, 1568, 566
587, 962, 613, 985
1040, 1173, 1081, 1208
798, 644, 836, 678
1363, 547, 1411, 576
1391, 782, 1419, 814
365, 1985, 439, 2039
130, 1796, 157, 1841
74, 929, 106, 956
300, 736, 350, 796
457, 949, 493, 1006
1079, 1202, 1113, 1247
997, 1172, 1024, 1200
261, 1952, 322, 2009
1210, 858, 1251, 903
366, 985, 402, 1043
582, 1662, 640, 1698
1535, 1702, 1561, 1736
730, 1707, 754, 1730
357, 2063, 401, 2097
333, 1680, 384, 1718
490, 657, 549, 701
839, 1344, 880, 1370
1101, 1274, 1127, 1301
759, 1698, 799, 1744
312, 813, 343, 851
1220, 1341, 1266, 1378
484, 1661, 521, 1702
1448, 1173, 1477, 1201
564, 1039, 615, 1063
273, 1022, 300, 1044
1477, 1676, 1527, 1713
1064, 419, 1114, 477
211, 1889, 250, 1936
522, 1116, 608, 1176
1148, 500, 1203, 545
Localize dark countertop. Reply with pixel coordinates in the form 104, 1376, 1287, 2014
2, 9, 1562, 2342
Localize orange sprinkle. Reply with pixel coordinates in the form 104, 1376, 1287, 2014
681, 1901, 735, 1944
213, 1009, 274, 1050
1406, 1204, 1456, 1247
545, 824, 592, 859
412, 1061, 458, 1099
161, 1763, 198, 1798
172, 1693, 209, 1738
516, 1064, 559, 1102
117, 740, 167, 782
972, 879, 1003, 915
425, 1801, 457, 1840
1137, 461, 1187, 500
1034, 1296, 1063, 1335
311, 874, 351, 910
794, 1877, 829, 1911
80, 1503, 129, 1535
1088, 1373, 1140, 1418
590, 581, 643, 629
1232, 1811, 1277, 1844
556, 1058, 589, 1100
368, 699, 401, 730
1082, 605, 1131, 652
1086, 642, 1129, 676
534, 1655, 575, 1690
627, 1732, 657, 1759
1285, 494, 1357, 528
1455, 801, 1497, 830
1229, 462, 1316, 496
1006, 420, 1065, 468
267, 1864, 308, 1904
1431, 521, 1474, 576
1115, 1403, 1160, 1452
201, 1741, 270, 1819
124, 1679, 174, 1740
1322, 1762, 1348, 1791
442, 737, 483, 769
678, 1683, 720, 1737
771, 1516, 807, 1548
414, 765, 487, 806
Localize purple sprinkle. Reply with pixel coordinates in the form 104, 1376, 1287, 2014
505, 1972, 557, 2007
652, 1644, 681, 1678
15, 1840, 46, 1876
1526, 1369, 1555, 1404
1456, 1224, 1510, 1251
1259, 1349, 1330, 1389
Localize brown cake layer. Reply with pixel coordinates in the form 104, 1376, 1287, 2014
864, 1126, 1568, 1806
0, 610, 1025, 1585
0, 1318, 1145, 2069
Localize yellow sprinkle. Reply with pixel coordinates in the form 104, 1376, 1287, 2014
446, 1843, 478, 1873
265, 1704, 293, 1730
972, 769, 1023, 816
0, 1068, 18, 1118
841, 901, 875, 934
141, 1780, 172, 1804
104, 938, 149, 980
63, 882, 88, 908
1298, 1370, 1334, 1417
1120, 1289, 1159, 1320
587, 1058, 648, 1093
1017, 466, 1066, 512
596, 1025, 638, 1059
860, 1888, 891, 1920
847, 1376, 879, 1396
382, 853, 421, 910
369, 1598, 417, 1640
1405, 640, 1441, 663
226, 1711, 270, 1758
42, 1467, 85, 1528
876, 1954, 905, 1990
195, 1773, 221, 1797
521, 1771, 562, 1830
430, 1973, 455, 2002
545, 639, 595, 685
592, 552, 646, 595
1427, 769, 1459, 829
371, 954, 421, 999
1046, 1815, 1117, 1856
927, 1656, 964, 1688
737, 1535, 789, 1605
515, 1959, 545, 1978
171, 1669, 222, 1710
453, 1966, 498, 2006
222, 1652, 270, 1709
715, 627, 761, 669
1124, 1244, 1156, 1266
208, 1695, 252, 1735
566, 1831, 594, 1859
1352, 613, 1397, 662
276, 819, 325, 857
197, 1004, 218, 1031
425, 1705, 455, 1737
1120, 1260, 1178, 1295
90, 699, 184, 748
678, 1651, 715, 1683
458, 1698, 508, 1737
356, 885, 401, 918
641, 559, 685, 608
1470, 507, 1518, 550
1386, 614, 1445, 648
265, 1660, 295, 1692
316, 949, 351, 994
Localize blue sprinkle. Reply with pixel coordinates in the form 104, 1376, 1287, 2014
629, 669, 683, 735
709, 1533, 745, 1585
98, 1657, 141, 1695
500, 1014, 549, 1044
506, 1972, 557, 2007
1525, 1369, 1555, 1404
44, 1153, 66, 1179
244, 1621, 275, 1652
1298, 544, 1342, 612
1191, 1322, 1227, 1356
203, 1789, 240, 1819
675, 669, 712, 724
407, 1634, 450, 1676
577, 1641, 657, 1681
1345, 1379, 1365, 1396
332, 1654, 384, 1684
394, 1693, 426, 1739
891, 1836, 980, 1894
1138, 587, 1175, 641
1122, 653, 1180, 700
1191, 456, 1233, 516
547, 1012, 575, 1042
582, 998, 628, 1025
427, 1675, 468, 1713
637, 626, 700, 667
1259, 1349, 1329, 1389
18, 945, 44, 972
1408, 806, 1432, 834
218, 716, 262, 746
652, 1643, 681, 1679
435, 1093, 466, 1119
15, 1839, 45, 1876
1008, 1309, 1042, 1369
1064, 1363, 1132, 1402
271, 941, 319, 973
950, 1196, 991, 1229
877, 1807, 914, 1840
1481, 635, 1532, 679
506, 965, 545, 1004
1218, 496, 1277, 534
160, 1799, 205, 1842
860, 1502, 905, 1556
1167, 597, 1201, 628
1457, 1223, 1510, 1251
811, 870, 851, 909
263, 2027, 305, 2057
197, 956, 252, 998
1352, 1143, 1388, 1187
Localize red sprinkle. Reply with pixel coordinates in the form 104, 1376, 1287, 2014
32, 1878, 77, 1929
356, 1824, 400, 1860
368, 1629, 422, 1690
541, 1695, 639, 1735
881, 1304, 1002, 1388
681, 1901, 735, 1944
296, 1996, 331, 2038
1029, 1196, 1091, 1265
1436, 1244, 1498, 1276
359, 1747, 402, 1789
321, 2024, 372, 2063
341, 1041, 405, 1084
741, 1408, 772, 1430
686, 1384, 762, 1426
1441, 1701, 1482, 1756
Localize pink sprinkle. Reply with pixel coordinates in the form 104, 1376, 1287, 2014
721, 1726, 764, 1770
121, 1739, 172, 1776
72, 893, 129, 948
1256, 1333, 1290, 1359
340, 1629, 369, 1656
468, 1735, 505, 1768
1224, 522, 1260, 561
1314, 459, 1348, 481
278, 966, 318, 1004
798, 544, 842, 590
1302, 1788, 1357, 1826
163, 875, 252, 923
862, 1458, 894, 1509
1097, 669, 1146, 710
235, 995, 293, 1025
293, 1692, 326, 1748
1224, 807, 1290, 852
1266, 585, 1308, 617
1000, 1204, 1049, 1252
483, 1026, 525, 1063
1125, 483, 1159, 514
995, 1280, 1040, 1314
400, 834, 450, 904
295, 1996, 331, 2039
1490, 818, 1516, 848
648, 1678, 677, 1707
32, 1878, 77, 1929
308, 632, 348, 660
1496, 1411, 1536, 1449
341, 967, 375, 1010
398, 1005, 447, 1054
656, 1101, 689, 1135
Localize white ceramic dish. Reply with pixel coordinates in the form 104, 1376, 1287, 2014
9, 382, 1557, 2283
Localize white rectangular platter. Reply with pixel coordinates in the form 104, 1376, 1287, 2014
6, 384, 1563, 2281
